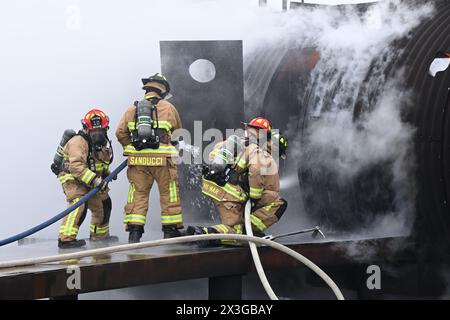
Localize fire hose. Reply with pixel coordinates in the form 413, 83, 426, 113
0, 234, 344, 300
0, 160, 129, 247
0, 235, 344, 300
0, 158, 344, 300
244, 200, 279, 299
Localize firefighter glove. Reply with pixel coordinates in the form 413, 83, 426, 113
92, 177, 108, 191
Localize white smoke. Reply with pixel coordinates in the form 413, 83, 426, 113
299, 1, 432, 237
307, 81, 415, 180
252, 0, 434, 239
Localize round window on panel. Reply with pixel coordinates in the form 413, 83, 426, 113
189, 59, 216, 83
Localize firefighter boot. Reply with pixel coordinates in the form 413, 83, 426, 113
162, 225, 185, 239
251, 230, 266, 238
58, 239, 86, 249
186, 226, 221, 248
242, 225, 266, 238
127, 225, 144, 244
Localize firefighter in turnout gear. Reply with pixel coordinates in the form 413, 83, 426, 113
116, 73, 184, 243
187, 117, 288, 247
56, 109, 118, 249
245, 117, 288, 236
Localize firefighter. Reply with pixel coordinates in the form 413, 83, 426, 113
245, 118, 288, 236
116, 73, 184, 243
187, 117, 288, 246
57, 109, 117, 249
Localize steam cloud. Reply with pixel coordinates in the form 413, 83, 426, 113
245, 0, 434, 242
300, 1, 433, 238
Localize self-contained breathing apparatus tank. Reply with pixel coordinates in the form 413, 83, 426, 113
202, 135, 245, 187
131, 98, 161, 151
51, 129, 77, 175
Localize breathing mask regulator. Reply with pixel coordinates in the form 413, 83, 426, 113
203, 135, 244, 187
87, 128, 107, 151
83, 115, 109, 150
81, 109, 113, 170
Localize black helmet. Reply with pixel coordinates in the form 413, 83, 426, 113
141, 73, 170, 98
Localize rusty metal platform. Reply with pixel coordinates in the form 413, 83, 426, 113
0, 237, 415, 299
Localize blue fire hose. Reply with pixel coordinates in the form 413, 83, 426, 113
0, 160, 128, 247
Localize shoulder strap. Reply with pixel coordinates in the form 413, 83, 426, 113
77, 130, 95, 170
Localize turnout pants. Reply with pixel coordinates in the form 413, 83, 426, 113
250, 198, 287, 233
211, 198, 287, 235
124, 158, 183, 230
59, 182, 112, 241
211, 200, 245, 235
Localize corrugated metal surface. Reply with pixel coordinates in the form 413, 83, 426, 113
244, 0, 450, 256
393, 0, 450, 256
244, 45, 289, 116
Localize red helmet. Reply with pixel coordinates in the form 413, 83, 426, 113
247, 117, 271, 131
81, 109, 110, 130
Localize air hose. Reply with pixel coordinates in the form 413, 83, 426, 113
0, 234, 345, 300
0, 160, 128, 247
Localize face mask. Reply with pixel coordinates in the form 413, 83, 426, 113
248, 129, 270, 148
89, 128, 108, 151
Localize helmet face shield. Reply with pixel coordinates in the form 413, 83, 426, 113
143, 82, 166, 98
141, 73, 170, 98
82, 109, 110, 130
90, 115, 103, 129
